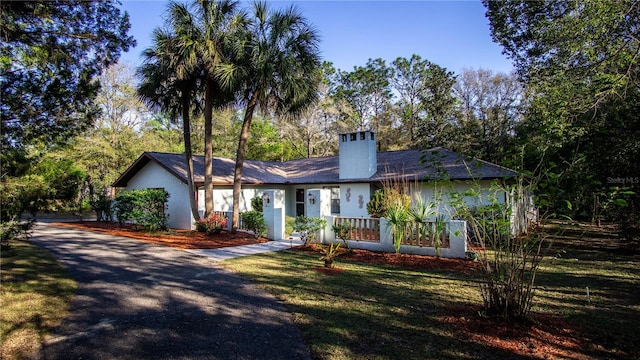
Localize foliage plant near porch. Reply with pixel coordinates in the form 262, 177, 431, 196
331, 222, 354, 250
240, 211, 267, 238
449, 178, 546, 321
374, 177, 449, 256
294, 215, 327, 245
195, 213, 227, 234
113, 188, 169, 231
375, 183, 411, 254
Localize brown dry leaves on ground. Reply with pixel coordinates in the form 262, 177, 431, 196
50, 221, 594, 360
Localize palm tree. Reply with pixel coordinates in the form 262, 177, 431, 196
171, 0, 243, 217
228, 1, 322, 231
137, 26, 202, 222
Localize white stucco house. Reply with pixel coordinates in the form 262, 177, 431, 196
113, 131, 524, 234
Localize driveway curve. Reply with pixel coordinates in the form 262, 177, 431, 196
30, 223, 310, 360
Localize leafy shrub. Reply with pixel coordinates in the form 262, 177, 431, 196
1, 175, 50, 220
367, 188, 411, 219
1, 219, 35, 250
1, 156, 86, 221
113, 191, 136, 226
285, 216, 295, 237
366, 190, 386, 218
315, 243, 342, 268
251, 196, 263, 213
604, 189, 639, 241
195, 214, 227, 234
113, 189, 169, 231
450, 180, 546, 321
240, 211, 267, 238
293, 215, 327, 245
332, 221, 353, 249
90, 194, 113, 222
386, 204, 410, 254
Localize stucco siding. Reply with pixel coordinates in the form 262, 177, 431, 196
124, 161, 193, 230
198, 185, 288, 215
339, 183, 371, 217
411, 180, 507, 218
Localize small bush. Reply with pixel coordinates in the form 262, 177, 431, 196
195, 214, 227, 234
450, 180, 546, 322
0, 219, 34, 250
241, 211, 267, 238
113, 189, 169, 232
366, 190, 386, 218
315, 242, 342, 268
90, 194, 113, 222
251, 196, 264, 213
285, 216, 295, 236
294, 215, 327, 245
332, 221, 353, 249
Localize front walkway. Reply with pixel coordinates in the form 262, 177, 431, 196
187, 237, 304, 261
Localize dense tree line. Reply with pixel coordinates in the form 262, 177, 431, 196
0, 0, 135, 221
2, 0, 637, 237
484, 0, 639, 231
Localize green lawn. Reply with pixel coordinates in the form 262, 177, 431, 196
222, 222, 640, 360
0, 239, 77, 360
534, 223, 640, 359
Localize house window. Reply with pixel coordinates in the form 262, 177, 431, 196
370, 132, 375, 140
324, 186, 340, 214
295, 188, 305, 216
341, 134, 347, 142
360, 132, 365, 140
350, 133, 357, 141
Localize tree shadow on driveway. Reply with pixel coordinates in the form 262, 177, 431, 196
31, 224, 310, 360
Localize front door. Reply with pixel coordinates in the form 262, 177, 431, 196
295, 188, 305, 217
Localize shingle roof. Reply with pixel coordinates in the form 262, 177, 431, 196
112, 148, 519, 188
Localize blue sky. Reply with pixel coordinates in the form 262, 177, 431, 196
118, 0, 514, 75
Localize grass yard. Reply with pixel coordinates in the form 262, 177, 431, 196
534, 222, 640, 359
222, 222, 640, 360
0, 239, 77, 360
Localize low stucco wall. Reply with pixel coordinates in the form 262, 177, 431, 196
322, 216, 468, 259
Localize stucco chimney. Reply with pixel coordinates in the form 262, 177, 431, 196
339, 131, 377, 179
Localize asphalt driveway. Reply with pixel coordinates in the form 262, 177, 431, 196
29, 224, 310, 360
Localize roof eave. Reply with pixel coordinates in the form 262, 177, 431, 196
112, 153, 152, 188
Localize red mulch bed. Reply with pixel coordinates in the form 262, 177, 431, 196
50, 221, 596, 359
439, 304, 593, 360
293, 244, 482, 274
296, 245, 594, 359
51, 221, 268, 249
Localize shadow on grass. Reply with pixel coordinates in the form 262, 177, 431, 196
25, 224, 311, 360
225, 250, 549, 359
533, 222, 640, 359
224, 220, 640, 360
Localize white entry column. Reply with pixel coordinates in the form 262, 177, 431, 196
306, 189, 331, 218
307, 189, 332, 242
262, 189, 285, 240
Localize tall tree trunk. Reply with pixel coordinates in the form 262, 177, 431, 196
204, 76, 214, 217
181, 93, 200, 222
231, 93, 258, 232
